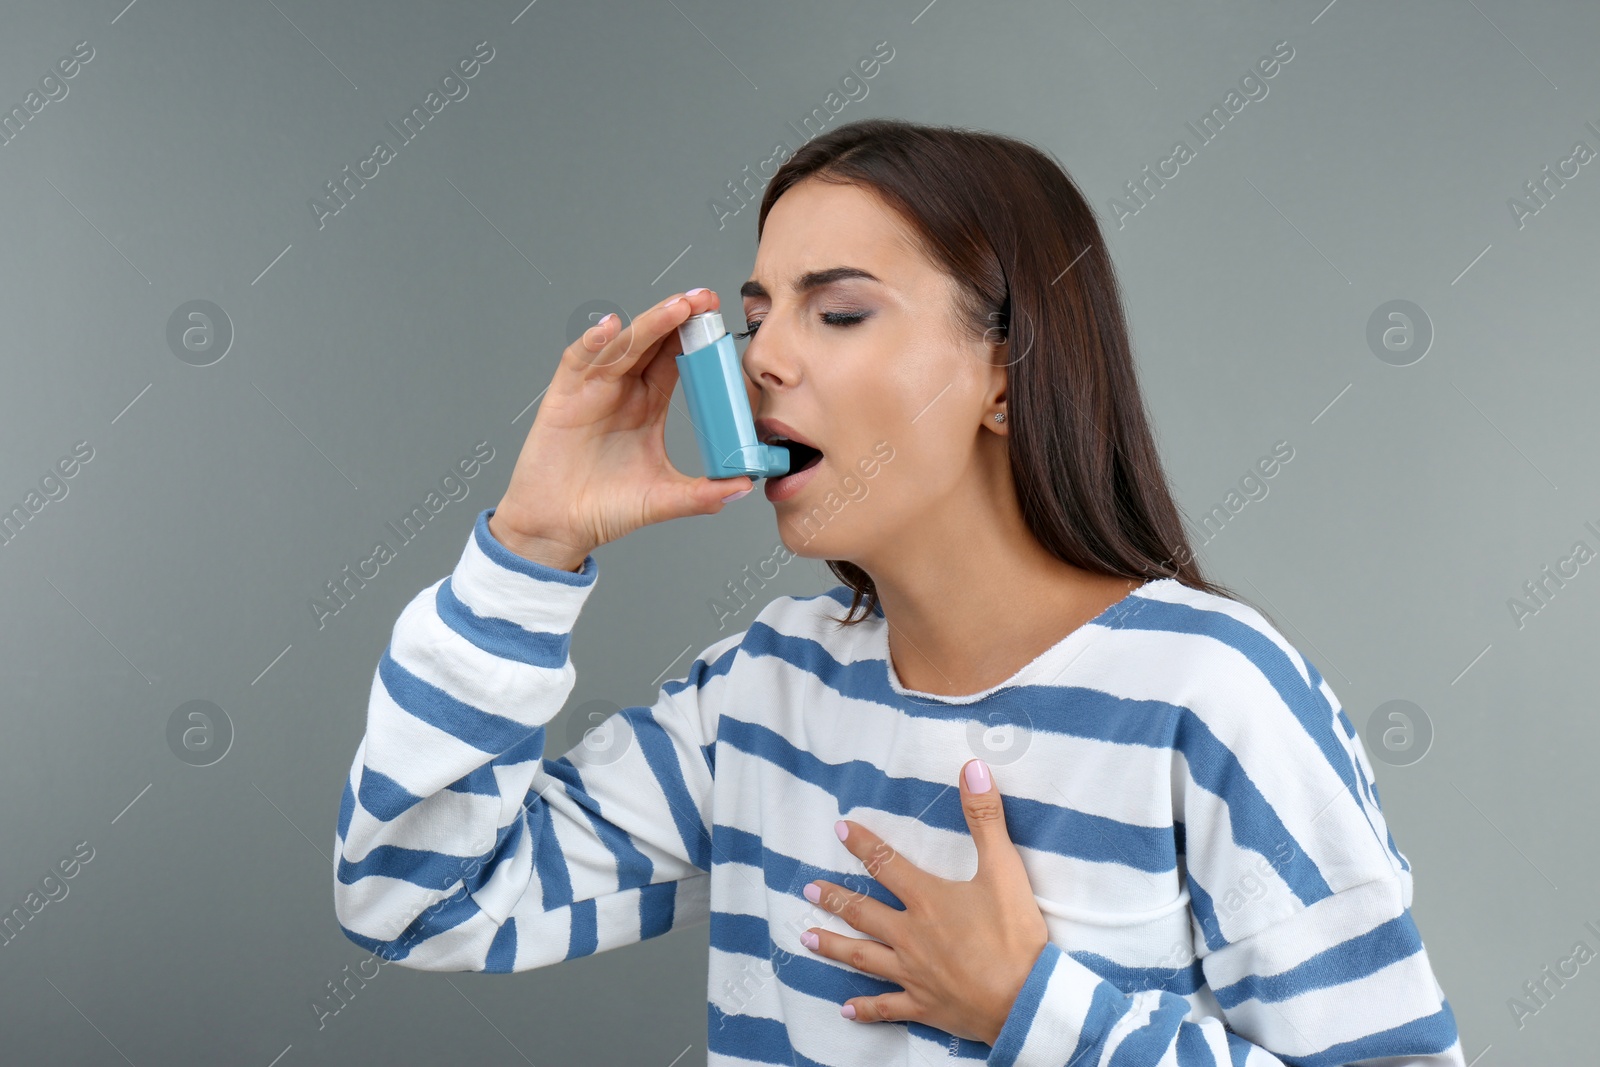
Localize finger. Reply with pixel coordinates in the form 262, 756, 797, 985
833, 819, 933, 909
842, 990, 919, 1025
803, 879, 903, 943
638, 287, 726, 402
590, 288, 717, 382
568, 312, 618, 363
639, 325, 686, 401
959, 759, 1021, 876
639, 469, 752, 525
803, 925, 901, 983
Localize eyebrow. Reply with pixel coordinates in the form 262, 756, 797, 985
740, 266, 882, 300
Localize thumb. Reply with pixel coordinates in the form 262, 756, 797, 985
959, 758, 1019, 874
705, 475, 755, 509
643, 475, 754, 525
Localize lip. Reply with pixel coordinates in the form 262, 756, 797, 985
763, 453, 823, 503
753, 416, 820, 452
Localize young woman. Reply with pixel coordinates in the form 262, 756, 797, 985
333, 118, 1464, 1066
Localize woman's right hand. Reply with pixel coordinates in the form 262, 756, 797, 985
487, 287, 755, 572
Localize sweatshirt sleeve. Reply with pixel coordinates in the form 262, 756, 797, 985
332, 506, 736, 972
987, 627, 1466, 1067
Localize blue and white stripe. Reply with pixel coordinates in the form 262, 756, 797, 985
334, 506, 1464, 1065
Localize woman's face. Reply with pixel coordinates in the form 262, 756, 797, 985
739, 178, 1006, 566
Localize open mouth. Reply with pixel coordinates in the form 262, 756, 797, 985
775, 440, 823, 475
755, 419, 825, 481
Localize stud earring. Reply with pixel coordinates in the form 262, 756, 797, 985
993, 411, 1006, 424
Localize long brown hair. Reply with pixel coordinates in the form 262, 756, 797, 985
755, 118, 1249, 627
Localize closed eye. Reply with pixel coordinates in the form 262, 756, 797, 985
733, 311, 868, 340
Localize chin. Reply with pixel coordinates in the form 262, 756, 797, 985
775, 504, 860, 561
775, 522, 837, 561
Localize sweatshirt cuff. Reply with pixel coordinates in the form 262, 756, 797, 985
988, 942, 1111, 1067
446, 507, 599, 639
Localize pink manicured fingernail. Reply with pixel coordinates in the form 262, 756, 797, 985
834, 820, 849, 841
686, 287, 708, 296
803, 882, 821, 903
721, 487, 752, 502
840, 1004, 857, 1019
801, 930, 819, 950
964, 759, 992, 793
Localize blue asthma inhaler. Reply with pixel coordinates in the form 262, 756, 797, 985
675, 309, 792, 481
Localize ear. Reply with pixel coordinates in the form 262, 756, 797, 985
985, 368, 1008, 434
974, 308, 1010, 432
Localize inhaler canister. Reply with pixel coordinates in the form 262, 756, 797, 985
675, 310, 791, 480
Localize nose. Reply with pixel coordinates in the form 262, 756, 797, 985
740, 323, 798, 395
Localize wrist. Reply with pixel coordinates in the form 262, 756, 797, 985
486, 510, 590, 572
986, 941, 1062, 1061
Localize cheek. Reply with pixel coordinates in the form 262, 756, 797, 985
843, 427, 958, 519
885, 342, 958, 404
816, 326, 977, 500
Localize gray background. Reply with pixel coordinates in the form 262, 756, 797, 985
1, 0, 1590, 1062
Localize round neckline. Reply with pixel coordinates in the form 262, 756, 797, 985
878, 577, 1175, 705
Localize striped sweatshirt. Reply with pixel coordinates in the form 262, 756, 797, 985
333, 506, 1466, 1066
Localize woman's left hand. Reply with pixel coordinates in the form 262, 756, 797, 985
799, 758, 1051, 1046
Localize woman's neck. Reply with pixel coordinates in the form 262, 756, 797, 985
863, 512, 1138, 698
